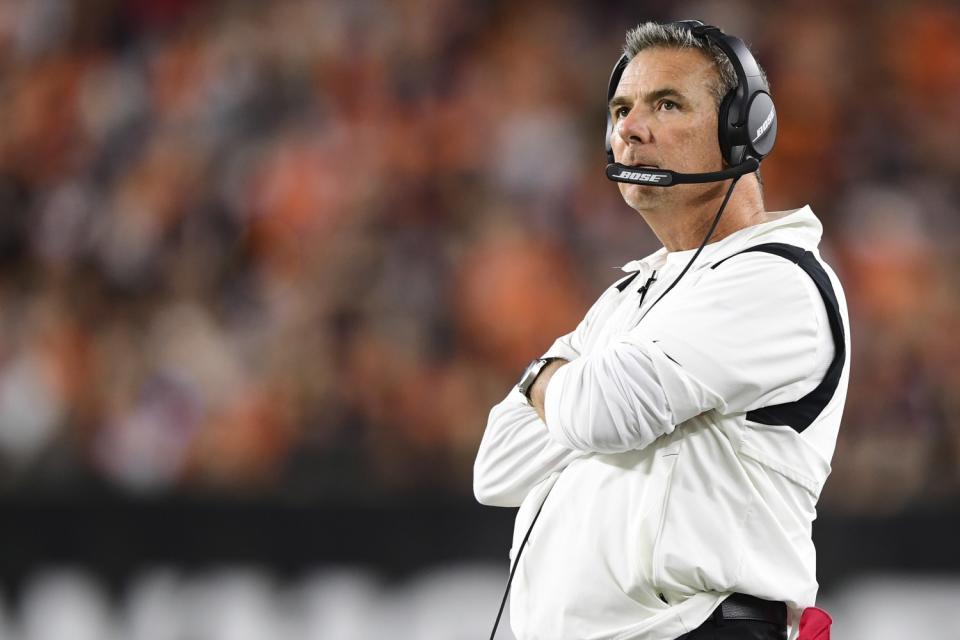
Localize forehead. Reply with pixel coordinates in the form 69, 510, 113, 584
614, 47, 718, 100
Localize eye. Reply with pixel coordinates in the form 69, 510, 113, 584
658, 100, 678, 112
614, 106, 630, 120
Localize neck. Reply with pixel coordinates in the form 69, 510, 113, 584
638, 174, 767, 252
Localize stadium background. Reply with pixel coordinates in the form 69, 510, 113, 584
0, 0, 958, 637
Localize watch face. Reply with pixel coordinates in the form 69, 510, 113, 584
523, 359, 541, 379
518, 358, 548, 398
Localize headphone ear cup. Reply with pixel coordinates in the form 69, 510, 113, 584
605, 55, 629, 165
744, 91, 777, 160
605, 115, 615, 164
717, 89, 744, 166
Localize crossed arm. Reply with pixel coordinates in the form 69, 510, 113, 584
472, 334, 698, 507
473, 253, 828, 508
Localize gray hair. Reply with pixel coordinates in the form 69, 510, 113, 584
623, 22, 763, 107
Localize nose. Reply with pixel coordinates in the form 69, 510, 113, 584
617, 108, 654, 149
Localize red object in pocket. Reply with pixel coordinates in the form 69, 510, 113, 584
799, 607, 832, 640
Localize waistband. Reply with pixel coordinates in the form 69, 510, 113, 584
714, 592, 787, 626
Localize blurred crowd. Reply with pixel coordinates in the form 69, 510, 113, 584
0, 0, 958, 512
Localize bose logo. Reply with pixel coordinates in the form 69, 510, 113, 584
753, 108, 775, 142
615, 170, 666, 183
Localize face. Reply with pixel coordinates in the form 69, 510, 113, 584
608, 47, 725, 211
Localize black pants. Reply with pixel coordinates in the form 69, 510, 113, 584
676, 618, 787, 640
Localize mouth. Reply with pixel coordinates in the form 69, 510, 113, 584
625, 163, 660, 169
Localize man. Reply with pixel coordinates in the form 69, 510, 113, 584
474, 21, 849, 640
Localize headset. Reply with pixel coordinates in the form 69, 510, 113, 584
605, 20, 777, 186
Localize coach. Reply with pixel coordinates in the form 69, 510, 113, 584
474, 20, 849, 640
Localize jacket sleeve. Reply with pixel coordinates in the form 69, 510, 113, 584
473, 283, 618, 506
473, 387, 585, 507
542, 253, 831, 453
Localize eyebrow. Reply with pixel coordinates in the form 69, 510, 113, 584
609, 87, 687, 112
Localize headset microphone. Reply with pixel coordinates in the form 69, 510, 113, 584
606, 157, 760, 186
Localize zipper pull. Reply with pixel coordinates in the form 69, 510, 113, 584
638, 271, 657, 307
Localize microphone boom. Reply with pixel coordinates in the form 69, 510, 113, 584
606, 158, 759, 186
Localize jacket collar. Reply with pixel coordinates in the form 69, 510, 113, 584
620, 205, 822, 273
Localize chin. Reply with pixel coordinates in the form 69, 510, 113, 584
620, 182, 664, 210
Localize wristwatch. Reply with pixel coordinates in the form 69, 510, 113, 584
517, 357, 558, 403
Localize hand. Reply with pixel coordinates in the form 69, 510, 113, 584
530, 358, 568, 423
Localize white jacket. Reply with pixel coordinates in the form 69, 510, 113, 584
474, 206, 851, 640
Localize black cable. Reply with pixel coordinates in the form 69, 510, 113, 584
637, 175, 742, 323
487, 175, 743, 639
488, 495, 548, 639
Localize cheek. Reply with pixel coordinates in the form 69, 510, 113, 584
610, 126, 626, 157
674, 122, 711, 149
697, 113, 722, 157
671, 118, 721, 166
